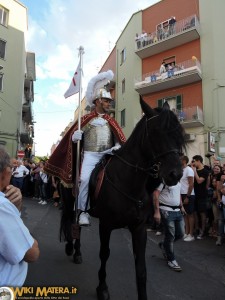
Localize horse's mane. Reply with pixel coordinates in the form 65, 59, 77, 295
156, 107, 186, 152
116, 107, 185, 154
116, 116, 146, 153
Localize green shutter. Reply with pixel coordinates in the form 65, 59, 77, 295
176, 95, 182, 110
121, 109, 125, 127
157, 99, 163, 107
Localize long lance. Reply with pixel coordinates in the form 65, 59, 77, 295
73, 46, 84, 236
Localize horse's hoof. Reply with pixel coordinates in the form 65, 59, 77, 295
96, 285, 110, 300
65, 242, 74, 256
73, 254, 82, 264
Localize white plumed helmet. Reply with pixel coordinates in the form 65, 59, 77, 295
86, 70, 114, 106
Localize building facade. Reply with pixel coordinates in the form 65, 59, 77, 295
58, 0, 225, 164
0, 0, 35, 158
135, 0, 203, 160
100, 0, 224, 163
199, 0, 225, 162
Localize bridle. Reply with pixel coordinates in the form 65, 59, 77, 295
103, 114, 181, 208
112, 114, 180, 178
113, 149, 179, 178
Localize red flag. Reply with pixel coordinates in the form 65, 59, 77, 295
64, 61, 81, 98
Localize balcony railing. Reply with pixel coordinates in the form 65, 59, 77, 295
20, 132, 33, 144
174, 106, 204, 128
134, 58, 202, 94
22, 101, 34, 123
24, 79, 34, 103
135, 15, 200, 58
26, 52, 36, 81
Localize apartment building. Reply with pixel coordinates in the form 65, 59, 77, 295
0, 0, 35, 158
199, 0, 225, 162
99, 0, 225, 162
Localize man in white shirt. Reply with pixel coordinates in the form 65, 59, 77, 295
11, 160, 29, 190
159, 61, 166, 75
153, 182, 185, 271
180, 156, 195, 241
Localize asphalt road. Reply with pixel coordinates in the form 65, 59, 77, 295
22, 197, 225, 300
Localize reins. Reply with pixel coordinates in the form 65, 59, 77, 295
113, 152, 161, 178
104, 170, 144, 208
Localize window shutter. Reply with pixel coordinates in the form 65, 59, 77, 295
176, 95, 182, 110
157, 99, 163, 107
121, 109, 125, 127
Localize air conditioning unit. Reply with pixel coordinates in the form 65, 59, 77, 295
185, 133, 196, 142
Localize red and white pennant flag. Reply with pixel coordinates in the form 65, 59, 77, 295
64, 61, 81, 98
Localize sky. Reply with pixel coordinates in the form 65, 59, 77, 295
21, 0, 159, 156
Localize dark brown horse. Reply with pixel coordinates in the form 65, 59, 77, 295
88, 98, 185, 300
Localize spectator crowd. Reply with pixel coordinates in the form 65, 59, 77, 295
148, 154, 225, 271
8, 153, 225, 273
10, 154, 225, 247
10, 158, 61, 208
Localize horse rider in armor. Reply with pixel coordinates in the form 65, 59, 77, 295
72, 70, 126, 225
45, 70, 126, 226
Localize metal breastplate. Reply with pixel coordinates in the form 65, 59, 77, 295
83, 122, 113, 152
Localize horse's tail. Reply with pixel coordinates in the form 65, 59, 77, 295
59, 184, 75, 242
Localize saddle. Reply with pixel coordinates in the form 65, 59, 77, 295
88, 154, 112, 217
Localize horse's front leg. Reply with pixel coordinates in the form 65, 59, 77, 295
130, 224, 148, 300
96, 222, 111, 300
73, 227, 82, 264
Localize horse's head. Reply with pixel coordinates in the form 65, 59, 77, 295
140, 96, 185, 186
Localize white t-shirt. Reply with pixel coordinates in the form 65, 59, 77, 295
40, 171, 48, 183
159, 64, 166, 74
222, 194, 225, 205
12, 165, 29, 178
157, 182, 181, 211
180, 166, 195, 195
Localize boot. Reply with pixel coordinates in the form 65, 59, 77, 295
216, 236, 222, 246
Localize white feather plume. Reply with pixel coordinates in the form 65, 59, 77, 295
86, 70, 114, 106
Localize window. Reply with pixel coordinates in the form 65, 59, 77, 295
0, 73, 3, 91
0, 5, 9, 27
121, 109, 125, 127
120, 48, 126, 65
157, 95, 182, 112
156, 18, 170, 39
0, 39, 6, 59
122, 79, 125, 93
163, 56, 176, 71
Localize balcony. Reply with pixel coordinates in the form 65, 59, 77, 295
135, 15, 200, 59
20, 133, 33, 144
175, 106, 204, 128
20, 123, 34, 145
26, 52, 36, 81
22, 101, 34, 123
24, 79, 34, 103
134, 58, 202, 95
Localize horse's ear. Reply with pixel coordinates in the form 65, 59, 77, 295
162, 101, 170, 110
139, 95, 155, 117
